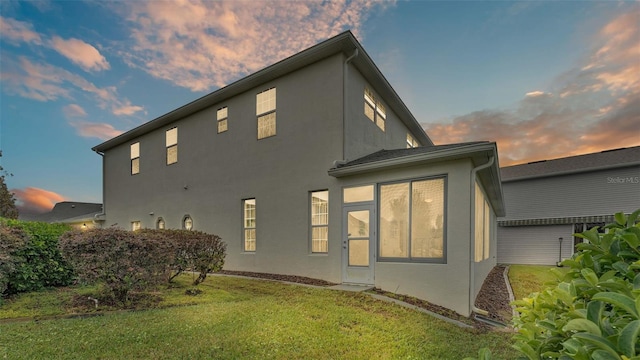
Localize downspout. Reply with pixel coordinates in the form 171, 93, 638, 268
469, 155, 494, 316
93, 150, 106, 228
339, 48, 359, 164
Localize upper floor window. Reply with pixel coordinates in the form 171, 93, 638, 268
166, 127, 178, 165
311, 191, 329, 253
256, 88, 276, 139
243, 199, 256, 251
364, 87, 386, 132
130, 142, 140, 175
407, 134, 419, 148
217, 107, 228, 133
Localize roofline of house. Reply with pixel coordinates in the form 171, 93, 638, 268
92, 31, 432, 153
328, 142, 505, 216
502, 160, 640, 183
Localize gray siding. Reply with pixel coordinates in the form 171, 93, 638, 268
344, 66, 414, 161
497, 225, 574, 265
501, 166, 640, 220
102, 54, 425, 284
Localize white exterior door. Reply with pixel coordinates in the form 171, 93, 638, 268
342, 204, 375, 284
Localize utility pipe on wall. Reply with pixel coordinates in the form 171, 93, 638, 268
469, 155, 495, 316
341, 48, 359, 163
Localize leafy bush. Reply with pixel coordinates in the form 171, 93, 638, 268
512, 210, 640, 360
0, 225, 27, 301
139, 229, 226, 285
59, 228, 174, 303
0, 219, 74, 296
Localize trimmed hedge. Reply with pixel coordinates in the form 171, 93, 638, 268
59, 228, 226, 303
0, 219, 74, 298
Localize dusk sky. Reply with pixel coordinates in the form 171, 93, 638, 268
1, 1, 639, 215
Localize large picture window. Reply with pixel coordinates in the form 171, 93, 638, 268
310, 191, 328, 253
379, 177, 445, 262
256, 88, 276, 139
243, 199, 256, 252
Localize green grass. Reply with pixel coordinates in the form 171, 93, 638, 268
508, 265, 569, 299
0, 275, 517, 359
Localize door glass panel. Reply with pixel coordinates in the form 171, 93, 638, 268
349, 239, 369, 266
347, 210, 369, 237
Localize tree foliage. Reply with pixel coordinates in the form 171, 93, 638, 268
512, 209, 640, 360
0, 151, 18, 219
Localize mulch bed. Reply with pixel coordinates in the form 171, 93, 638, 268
219, 266, 514, 329
218, 270, 337, 287
474, 265, 513, 323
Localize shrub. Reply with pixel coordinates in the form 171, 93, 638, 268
59, 228, 174, 303
512, 209, 640, 359
0, 219, 74, 296
0, 225, 27, 301
139, 229, 226, 285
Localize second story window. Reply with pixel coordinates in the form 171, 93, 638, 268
364, 87, 386, 132
166, 127, 178, 165
256, 88, 276, 139
130, 142, 140, 175
217, 107, 228, 133
407, 133, 419, 148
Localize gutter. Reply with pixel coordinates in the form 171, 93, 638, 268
340, 48, 359, 164
469, 155, 494, 317
92, 149, 106, 227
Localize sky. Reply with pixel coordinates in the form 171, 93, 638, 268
1, 0, 639, 216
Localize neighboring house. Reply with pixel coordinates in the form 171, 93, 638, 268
92, 31, 505, 317
497, 146, 640, 265
19, 201, 103, 230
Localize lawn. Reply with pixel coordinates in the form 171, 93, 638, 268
0, 275, 517, 359
507, 264, 569, 299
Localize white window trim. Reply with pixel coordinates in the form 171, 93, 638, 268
166, 127, 178, 165
131, 142, 140, 175
217, 107, 228, 134
310, 190, 329, 253
243, 199, 256, 252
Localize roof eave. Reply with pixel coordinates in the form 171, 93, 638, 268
328, 143, 496, 177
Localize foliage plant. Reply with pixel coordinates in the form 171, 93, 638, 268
511, 210, 640, 360
59, 228, 174, 303
0, 219, 73, 297
139, 229, 226, 285
0, 150, 19, 219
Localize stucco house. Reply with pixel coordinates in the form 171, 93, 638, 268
497, 146, 640, 265
92, 31, 505, 317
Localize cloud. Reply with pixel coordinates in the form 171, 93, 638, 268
0, 16, 43, 45
63, 103, 87, 117
67, 120, 124, 141
50, 36, 110, 71
425, 9, 640, 166
117, 0, 393, 91
12, 187, 66, 214
1, 56, 144, 116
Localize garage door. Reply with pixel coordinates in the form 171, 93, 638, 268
497, 225, 574, 265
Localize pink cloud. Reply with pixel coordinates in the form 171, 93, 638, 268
118, 0, 394, 91
0, 16, 43, 45
12, 187, 66, 215
68, 120, 123, 141
50, 36, 110, 71
425, 9, 640, 166
63, 104, 87, 117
